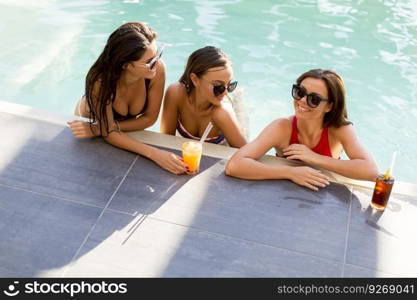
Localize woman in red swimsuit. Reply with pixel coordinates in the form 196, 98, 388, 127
225, 69, 378, 191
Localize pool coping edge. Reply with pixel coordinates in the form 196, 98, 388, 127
1, 100, 416, 198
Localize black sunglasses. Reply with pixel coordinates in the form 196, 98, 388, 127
213, 81, 238, 96
292, 84, 330, 108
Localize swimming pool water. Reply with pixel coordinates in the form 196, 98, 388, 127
1, 0, 416, 184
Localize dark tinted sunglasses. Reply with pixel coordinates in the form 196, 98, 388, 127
213, 81, 238, 96
292, 84, 330, 108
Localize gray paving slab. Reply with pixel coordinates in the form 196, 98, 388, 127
0, 113, 136, 207
108, 149, 219, 215
64, 211, 342, 277
3, 112, 416, 278
148, 160, 353, 262
345, 186, 417, 277
0, 185, 102, 277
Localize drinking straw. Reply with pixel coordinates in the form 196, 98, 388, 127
384, 151, 397, 180
200, 122, 213, 143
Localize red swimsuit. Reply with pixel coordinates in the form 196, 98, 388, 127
288, 116, 333, 157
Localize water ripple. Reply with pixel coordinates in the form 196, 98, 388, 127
317, 0, 358, 16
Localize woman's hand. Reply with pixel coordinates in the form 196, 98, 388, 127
288, 166, 330, 191
67, 121, 98, 138
283, 144, 321, 165
151, 149, 188, 175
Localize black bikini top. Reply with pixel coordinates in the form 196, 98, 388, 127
113, 79, 150, 121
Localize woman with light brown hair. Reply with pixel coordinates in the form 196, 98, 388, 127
68, 22, 187, 174
226, 69, 378, 190
161, 46, 247, 148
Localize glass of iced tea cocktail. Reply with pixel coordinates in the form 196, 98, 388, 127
371, 174, 394, 211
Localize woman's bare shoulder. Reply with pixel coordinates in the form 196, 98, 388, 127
262, 117, 293, 150
165, 82, 187, 104
252, 117, 292, 143
270, 116, 292, 131
211, 100, 234, 120
330, 123, 355, 140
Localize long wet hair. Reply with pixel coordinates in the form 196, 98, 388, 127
85, 22, 157, 136
179, 46, 230, 100
296, 69, 352, 128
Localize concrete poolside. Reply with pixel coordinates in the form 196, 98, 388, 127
1, 101, 417, 278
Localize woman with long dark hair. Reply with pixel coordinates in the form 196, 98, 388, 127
161, 46, 247, 148
68, 22, 187, 174
226, 69, 378, 190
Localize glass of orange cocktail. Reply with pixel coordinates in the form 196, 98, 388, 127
182, 141, 203, 175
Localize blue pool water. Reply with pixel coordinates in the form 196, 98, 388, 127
0, 0, 416, 184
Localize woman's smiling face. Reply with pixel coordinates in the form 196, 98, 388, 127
293, 77, 332, 119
